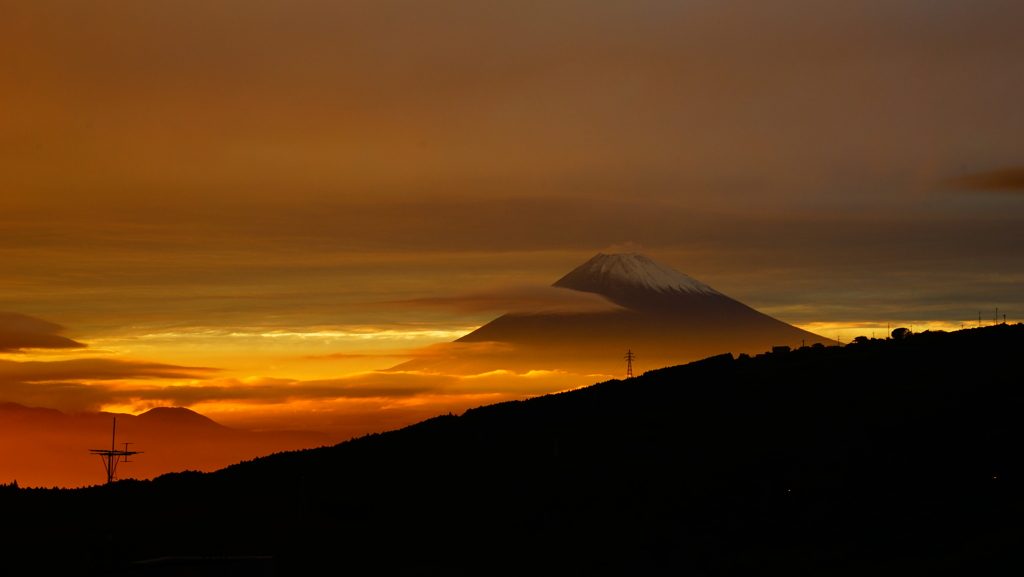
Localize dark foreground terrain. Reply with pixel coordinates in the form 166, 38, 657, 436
2, 325, 1021, 575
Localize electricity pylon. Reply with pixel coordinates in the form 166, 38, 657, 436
90, 417, 142, 485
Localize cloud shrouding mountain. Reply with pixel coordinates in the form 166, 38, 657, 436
378, 285, 622, 314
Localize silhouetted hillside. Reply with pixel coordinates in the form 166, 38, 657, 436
2, 325, 1022, 576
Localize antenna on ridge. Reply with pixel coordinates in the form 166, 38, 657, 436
89, 417, 142, 485
624, 349, 635, 379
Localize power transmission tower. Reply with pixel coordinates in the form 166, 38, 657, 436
90, 417, 142, 485
624, 349, 635, 379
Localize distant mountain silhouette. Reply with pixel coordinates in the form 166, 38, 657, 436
0, 401, 67, 419
398, 253, 829, 374
0, 404, 332, 488
7, 324, 1021, 576
134, 406, 228, 430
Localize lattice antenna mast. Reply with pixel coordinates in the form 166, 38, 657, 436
624, 349, 635, 379
90, 417, 142, 485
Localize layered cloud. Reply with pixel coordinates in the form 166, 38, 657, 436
0, 357, 219, 411
308, 341, 515, 361
0, 312, 593, 422
0, 341, 595, 414
4, 1, 1023, 200
0, 312, 85, 352
0, 358, 215, 382
2, 367, 593, 415
377, 285, 621, 314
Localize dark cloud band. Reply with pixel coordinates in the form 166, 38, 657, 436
0, 312, 85, 352
948, 167, 1024, 192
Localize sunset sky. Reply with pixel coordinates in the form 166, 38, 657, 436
2, 1, 1023, 440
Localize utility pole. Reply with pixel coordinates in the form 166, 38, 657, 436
90, 417, 142, 485
624, 349, 635, 379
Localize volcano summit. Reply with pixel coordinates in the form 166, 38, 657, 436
395, 253, 829, 376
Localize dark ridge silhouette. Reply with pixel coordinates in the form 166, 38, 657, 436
395, 253, 829, 374
3, 324, 1022, 576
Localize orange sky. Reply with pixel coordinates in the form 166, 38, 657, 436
2, 1, 1023, 451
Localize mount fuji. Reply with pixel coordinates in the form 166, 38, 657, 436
395, 253, 829, 376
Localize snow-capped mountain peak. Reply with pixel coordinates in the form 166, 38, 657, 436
553, 253, 722, 296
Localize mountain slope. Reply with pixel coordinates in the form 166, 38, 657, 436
400, 253, 829, 375
552, 252, 723, 302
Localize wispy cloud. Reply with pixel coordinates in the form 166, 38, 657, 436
303, 352, 390, 360
0, 358, 217, 382
0, 312, 85, 352
0, 357, 219, 412
164, 369, 591, 405
375, 285, 621, 314
0, 351, 595, 413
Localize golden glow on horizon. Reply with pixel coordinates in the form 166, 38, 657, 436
83, 364, 604, 424
797, 321, 991, 343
